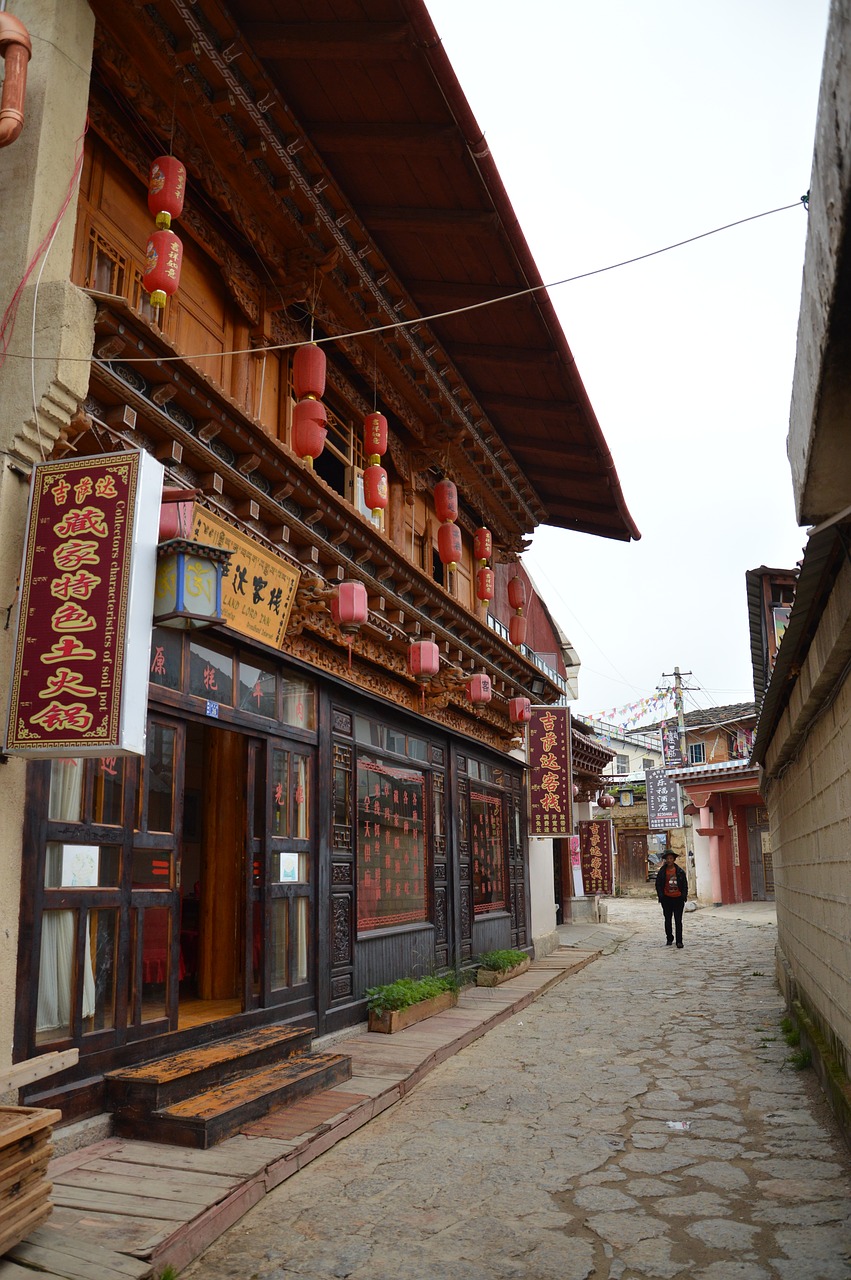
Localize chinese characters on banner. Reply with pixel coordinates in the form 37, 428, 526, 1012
661, 721, 685, 767
356, 757, 426, 930
579, 820, 613, 895
528, 706, 573, 836
189, 508, 300, 648
645, 766, 682, 829
5, 451, 162, 755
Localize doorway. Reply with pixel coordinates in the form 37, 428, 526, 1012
177, 722, 247, 1030
617, 830, 651, 893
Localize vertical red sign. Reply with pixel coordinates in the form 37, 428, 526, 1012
579, 820, 613, 895
528, 706, 573, 837
6, 453, 145, 753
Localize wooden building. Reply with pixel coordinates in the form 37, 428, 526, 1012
0, 0, 637, 1122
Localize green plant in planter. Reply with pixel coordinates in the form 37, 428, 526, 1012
365, 972, 459, 1016
477, 948, 528, 973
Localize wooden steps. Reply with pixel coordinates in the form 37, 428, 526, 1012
105, 1026, 351, 1149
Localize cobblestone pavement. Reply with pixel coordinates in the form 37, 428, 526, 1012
183, 900, 851, 1280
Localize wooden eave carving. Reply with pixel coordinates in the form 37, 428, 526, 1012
87, 4, 544, 541
84, 298, 560, 705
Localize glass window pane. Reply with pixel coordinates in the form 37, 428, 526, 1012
91, 757, 124, 825
270, 899, 288, 990
471, 790, 505, 914
294, 754, 310, 840
48, 758, 84, 822
355, 716, 384, 748
44, 842, 120, 889
407, 737, 428, 762
281, 674, 315, 730
272, 750, 289, 837
357, 756, 427, 931
147, 724, 176, 832
238, 657, 276, 718
132, 849, 173, 888
85, 908, 117, 1033
386, 728, 405, 755
188, 638, 233, 705
150, 627, 182, 690
293, 897, 308, 986
36, 909, 79, 1041
141, 906, 170, 1021
271, 850, 308, 883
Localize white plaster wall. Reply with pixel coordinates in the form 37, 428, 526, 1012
528, 835, 556, 948
0, 0, 95, 1068
691, 829, 713, 904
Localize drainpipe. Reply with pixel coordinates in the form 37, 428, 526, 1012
0, 9, 32, 148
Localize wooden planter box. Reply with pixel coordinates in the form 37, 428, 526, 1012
0, 1106, 62, 1256
368, 989, 458, 1034
476, 957, 531, 987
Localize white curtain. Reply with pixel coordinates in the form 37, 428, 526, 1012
37, 760, 96, 1033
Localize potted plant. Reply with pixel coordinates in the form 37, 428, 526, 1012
365, 973, 460, 1034
476, 948, 531, 987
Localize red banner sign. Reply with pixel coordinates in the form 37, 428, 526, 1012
528, 706, 573, 836
5, 451, 162, 755
579, 820, 613, 894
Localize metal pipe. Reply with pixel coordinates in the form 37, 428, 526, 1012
0, 12, 32, 148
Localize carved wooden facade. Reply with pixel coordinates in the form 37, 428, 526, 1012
9, 0, 636, 1115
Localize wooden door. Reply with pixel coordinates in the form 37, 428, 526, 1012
259, 738, 315, 1010
618, 831, 649, 891
197, 729, 247, 1000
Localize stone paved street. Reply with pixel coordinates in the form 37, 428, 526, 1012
183, 901, 851, 1280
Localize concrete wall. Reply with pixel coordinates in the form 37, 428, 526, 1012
0, 0, 95, 1068
762, 554, 851, 1087
788, 0, 851, 523
528, 836, 558, 958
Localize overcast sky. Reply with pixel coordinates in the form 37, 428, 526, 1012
426, 0, 830, 722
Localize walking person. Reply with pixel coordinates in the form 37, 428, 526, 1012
655, 847, 688, 948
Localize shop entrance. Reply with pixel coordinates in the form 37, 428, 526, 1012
177, 723, 247, 1029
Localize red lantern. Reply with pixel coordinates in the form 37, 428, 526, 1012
292, 397, 327, 463
437, 521, 462, 568
408, 640, 440, 680
434, 478, 458, 524
573, 783, 580, 797
293, 343, 326, 401
363, 412, 388, 458
507, 575, 527, 612
363, 464, 388, 515
509, 613, 528, 647
142, 229, 183, 309
147, 155, 186, 229
467, 673, 492, 705
473, 527, 492, 563
598, 792, 615, 809
476, 566, 494, 604
509, 697, 531, 723
333, 581, 368, 633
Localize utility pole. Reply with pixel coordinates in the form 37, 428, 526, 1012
661, 667, 692, 765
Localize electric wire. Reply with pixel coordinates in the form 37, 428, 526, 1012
0, 198, 807, 368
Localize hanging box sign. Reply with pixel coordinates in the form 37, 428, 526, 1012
5, 450, 163, 757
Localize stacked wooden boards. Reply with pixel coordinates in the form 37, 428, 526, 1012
0, 1107, 61, 1255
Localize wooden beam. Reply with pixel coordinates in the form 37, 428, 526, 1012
407, 278, 523, 305
450, 342, 558, 367
243, 22, 410, 60
478, 393, 582, 419
0, 1049, 79, 1093
307, 123, 455, 155
360, 207, 497, 235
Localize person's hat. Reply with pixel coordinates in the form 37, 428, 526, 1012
663, 849, 679, 858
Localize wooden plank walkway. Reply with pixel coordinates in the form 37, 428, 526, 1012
0, 946, 599, 1279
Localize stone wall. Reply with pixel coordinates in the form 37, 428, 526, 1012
762, 556, 851, 1089
0, 0, 95, 1066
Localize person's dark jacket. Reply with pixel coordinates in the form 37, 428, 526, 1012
655, 862, 688, 903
